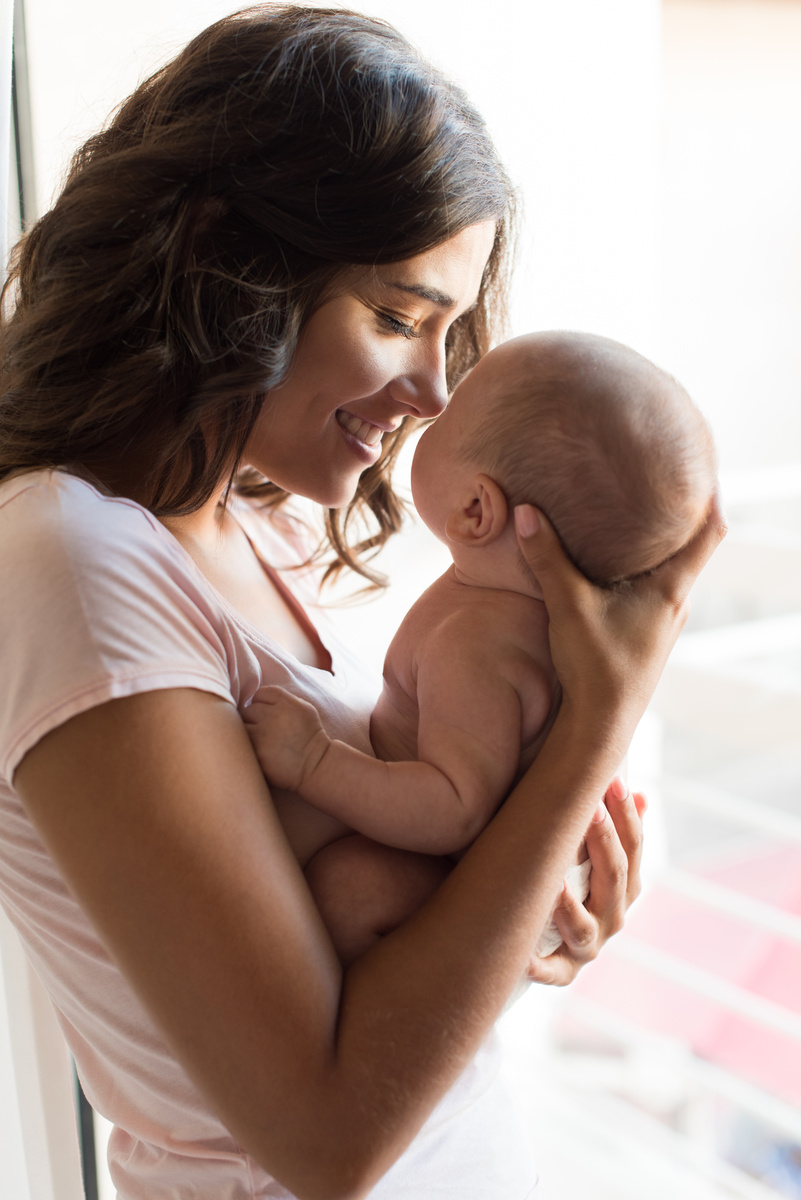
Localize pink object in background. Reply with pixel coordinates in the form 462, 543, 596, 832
569, 843, 801, 1108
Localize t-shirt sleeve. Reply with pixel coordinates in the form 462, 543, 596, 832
0, 474, 234, 781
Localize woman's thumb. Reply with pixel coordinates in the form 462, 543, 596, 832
514, 504, 584, 603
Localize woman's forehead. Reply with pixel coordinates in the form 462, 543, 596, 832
373, 222, 496, 311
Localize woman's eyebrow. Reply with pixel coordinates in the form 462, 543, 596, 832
382, 280, 480, 314
384, 281, 456, 308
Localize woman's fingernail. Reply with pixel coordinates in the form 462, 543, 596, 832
608, 777, 628, 801
514, 505, 540, 538
593, 802, 607, 823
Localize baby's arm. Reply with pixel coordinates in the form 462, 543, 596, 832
245, 631, 552, 855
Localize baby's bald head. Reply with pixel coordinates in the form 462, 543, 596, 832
460, 332, 716, 585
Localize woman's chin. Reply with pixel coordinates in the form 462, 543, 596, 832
241, 466, 360, 510
291, 475, 360, 509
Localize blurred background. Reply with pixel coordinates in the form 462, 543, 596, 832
3, 1, 800, 1197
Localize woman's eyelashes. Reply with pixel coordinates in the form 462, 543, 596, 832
378, 311, 421, 339
374, 304, 458, 353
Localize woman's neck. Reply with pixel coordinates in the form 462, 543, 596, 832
159, 489, 229, 559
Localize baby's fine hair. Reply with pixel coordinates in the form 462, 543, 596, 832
464, 332, 716, 585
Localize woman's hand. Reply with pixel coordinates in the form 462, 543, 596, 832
513, 497, 725, 987
525, 777, 645, 986
514, 493, 726, 760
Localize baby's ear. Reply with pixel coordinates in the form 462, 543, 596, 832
445, 474, 509, 546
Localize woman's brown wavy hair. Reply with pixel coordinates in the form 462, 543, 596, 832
0, 4, 515, 583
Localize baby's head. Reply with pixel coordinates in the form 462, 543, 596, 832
411, 331, 716, 586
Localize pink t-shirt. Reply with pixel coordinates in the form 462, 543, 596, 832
0, 469, 538, 1199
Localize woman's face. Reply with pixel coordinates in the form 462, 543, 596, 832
243, 221, 497, 508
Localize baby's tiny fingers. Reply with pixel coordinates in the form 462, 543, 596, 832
252, 684, 292, 706
242, 688, 284, 727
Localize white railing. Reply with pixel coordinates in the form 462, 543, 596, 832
564, 994, 801, 1147
665, 777, 801, 847
607, 937, 801, 1044
660, 865, 801, 947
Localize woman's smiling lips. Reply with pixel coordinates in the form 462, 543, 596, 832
335, 409, 398, 463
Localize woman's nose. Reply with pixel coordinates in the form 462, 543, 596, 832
390, 344, 449, 419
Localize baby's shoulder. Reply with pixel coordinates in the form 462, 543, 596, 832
456, 587, 550, 654
404, 585, 547, 671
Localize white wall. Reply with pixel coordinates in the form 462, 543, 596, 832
24, 0, 662, 350
24, 0, 801, 482
662, 0, 801, 473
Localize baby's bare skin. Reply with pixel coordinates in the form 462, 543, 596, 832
245, 343, 577, 962
246, 332, 714, 963
372, 568, 557, 775
247, 565, 565, 964
249, 564, 559, 855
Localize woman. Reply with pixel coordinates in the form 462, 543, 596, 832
0, 6, 724, 1199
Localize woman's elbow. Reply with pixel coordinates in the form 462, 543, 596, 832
269, 1141, 393, 1200
248, 1106, 405, 1200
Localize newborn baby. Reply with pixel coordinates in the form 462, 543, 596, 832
245, 331, 717, 963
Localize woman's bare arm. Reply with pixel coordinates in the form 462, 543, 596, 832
14, 689, 612, 1199
13, 496, 725, 1200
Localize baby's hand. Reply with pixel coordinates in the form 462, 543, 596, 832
243, 686, 331, 793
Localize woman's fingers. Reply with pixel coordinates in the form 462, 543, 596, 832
582, 800, 628, 938
525, 952, 579, 987
552, 881, 597, 958
644, 489, 728, 607
524, 780, 647, 990
581, 777, 645, 931
525, 886, 598, 986
513, 492, 725, 770
514, 505, 590, 611
602, 777, 644, 908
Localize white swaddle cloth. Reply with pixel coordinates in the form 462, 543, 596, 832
534, 857, 592, 958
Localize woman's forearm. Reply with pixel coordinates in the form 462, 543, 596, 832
16, 688, 624, 1200
306, 491, 729, 1194
299, 703, 624, 1195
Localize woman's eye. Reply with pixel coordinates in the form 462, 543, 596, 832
379, 312, 419, 339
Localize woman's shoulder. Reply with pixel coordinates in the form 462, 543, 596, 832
0, 469, 234, 783
1, 467, 176, 555
0, 465, 233, 665
0, 467, 218, 606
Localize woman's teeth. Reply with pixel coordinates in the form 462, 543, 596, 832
336, 411, 383, 447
